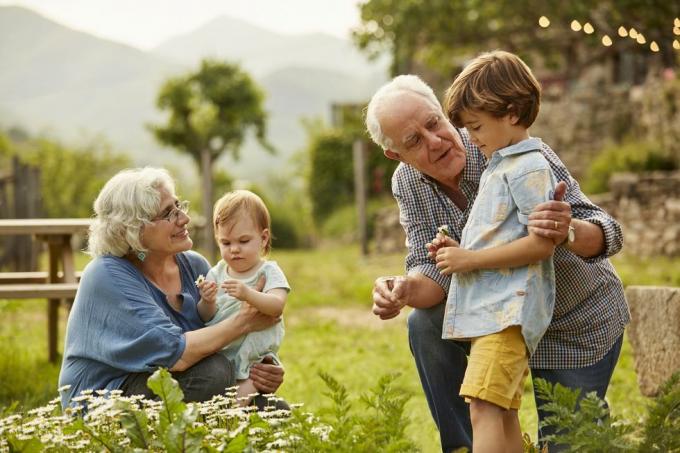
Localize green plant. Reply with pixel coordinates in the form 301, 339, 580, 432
533, 372, 680, 452
583, 140, 677, 194
0, 368, 418, 452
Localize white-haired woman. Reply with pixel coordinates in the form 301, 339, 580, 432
58, 167, 284, 409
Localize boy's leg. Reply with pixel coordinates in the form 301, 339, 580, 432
407, 304, 472, 452
469, 398, 506, 453
502, 409, 524, 453
531, 334, 623, 452
461, 326, 528, 453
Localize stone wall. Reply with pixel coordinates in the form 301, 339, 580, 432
591, 171, 680, 257
626, 286, 680, 396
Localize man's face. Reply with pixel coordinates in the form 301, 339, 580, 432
379, 92, 466, 187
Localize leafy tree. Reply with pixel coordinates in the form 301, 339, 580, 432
353, 0, 678, 88
149, 59, 274, 258
304, 118, 396, 225
3, 133, 130, 218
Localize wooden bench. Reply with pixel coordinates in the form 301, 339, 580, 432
0, 283, 79, 299
0, 271, 82, 284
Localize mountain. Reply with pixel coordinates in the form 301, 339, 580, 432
0, 6, 389, 184
152, 15, 384, 79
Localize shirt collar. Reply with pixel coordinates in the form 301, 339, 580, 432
496, 137, 543, 158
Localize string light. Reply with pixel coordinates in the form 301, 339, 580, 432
629, 27, 638, 39
538, 16, 550, 28
583, 22, 594, 34
618, 26, 628, 37
674, 40, 680, 50
674, 26, 680, 35
650, 41, 659, 52
570, 20, 582, 32
636, 33, 646, 44
675, 18, 680, 27
602, 35, 613, 46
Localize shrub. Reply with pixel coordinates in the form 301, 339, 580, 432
583, 140, 676, 194
0, 368, 417, 452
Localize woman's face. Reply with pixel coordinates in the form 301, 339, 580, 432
141, 186, 193, 257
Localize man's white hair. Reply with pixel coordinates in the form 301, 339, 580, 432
87, 167, 176, 257
365, 74, 442, 150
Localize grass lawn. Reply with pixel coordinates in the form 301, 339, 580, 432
0, 246, 673, 451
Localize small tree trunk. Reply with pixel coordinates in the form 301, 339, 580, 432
200, 148, 215, 261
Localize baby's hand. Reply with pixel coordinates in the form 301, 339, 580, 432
197, 280, 217, 305
223, 280, 250, 301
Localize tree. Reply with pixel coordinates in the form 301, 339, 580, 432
353, 0, 679, 88
150, 59, 274, 258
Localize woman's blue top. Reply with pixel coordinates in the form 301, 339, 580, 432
58, 251, 210, 408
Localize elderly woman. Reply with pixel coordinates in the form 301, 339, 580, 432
58, 167, 284, 408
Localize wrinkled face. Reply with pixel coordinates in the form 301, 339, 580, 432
141, 186, 192, 256
379, 91, 467, 188
216, 215, 269, 274
459, 109, 523, 158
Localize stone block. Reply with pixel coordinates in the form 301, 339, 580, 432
626, 286, 680, 396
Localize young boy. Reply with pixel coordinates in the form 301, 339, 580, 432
431, 50, 558, 452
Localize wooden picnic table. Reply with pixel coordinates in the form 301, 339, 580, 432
0, 219, 91, 362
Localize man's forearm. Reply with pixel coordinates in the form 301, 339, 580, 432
405, 272, 446, 308
565, 219, 605, 258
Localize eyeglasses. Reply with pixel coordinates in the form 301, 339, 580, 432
154, 200, 190, 223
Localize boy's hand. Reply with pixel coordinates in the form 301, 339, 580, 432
197, 280, 217, 305
223, 279, 250, 300
427, 232, 460, 260
435, 244, 477, 274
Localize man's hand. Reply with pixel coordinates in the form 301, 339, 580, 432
528, 180, 571, 245
372, 275, 411, 320
426, 233, 460, 260
250, 356, 284, 393
197, 280, 217, 305
435, 244, 478, 274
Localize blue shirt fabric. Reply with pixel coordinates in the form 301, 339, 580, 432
205, 260, 290, 379
393, 128, 630, 369
58, 251, 210, 408
442, 138, 557, 356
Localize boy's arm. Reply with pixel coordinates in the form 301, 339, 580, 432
435, 232, 554, 274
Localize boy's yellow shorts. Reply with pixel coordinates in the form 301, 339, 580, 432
459, 325, 529, 410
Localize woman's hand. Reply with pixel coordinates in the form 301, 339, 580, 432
236, 301, 279, 334
250, 356, 284, 393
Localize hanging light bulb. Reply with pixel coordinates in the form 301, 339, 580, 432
602, 35, 613, 46
538, 16, 550, 28
583, 22, 594, 34
650, 41, 659, 52
674, 26, 680, 35
629, 27, 638, 39
618, 26, 628, 37
675, 18, 680, 27
674, 39, 680, 50
571, 20, 582, 32
636, 33, 646, 44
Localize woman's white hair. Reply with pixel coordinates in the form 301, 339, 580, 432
365, 74, 442, 150
87, 167, 175, 257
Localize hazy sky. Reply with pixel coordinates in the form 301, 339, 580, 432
0, 0, 364, 49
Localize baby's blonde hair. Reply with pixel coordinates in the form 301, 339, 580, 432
213, 189, 271, 255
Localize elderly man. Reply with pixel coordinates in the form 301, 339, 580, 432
366, 75, 629, 452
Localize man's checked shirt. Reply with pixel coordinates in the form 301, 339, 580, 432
393, 128, 630, 369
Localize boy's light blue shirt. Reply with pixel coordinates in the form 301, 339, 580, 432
442, 137, 557, 355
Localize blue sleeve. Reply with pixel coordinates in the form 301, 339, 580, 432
67, 257, 186, 372
507, 155, 557, 226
